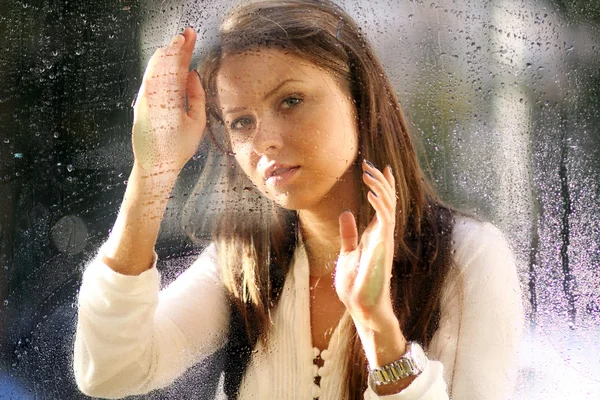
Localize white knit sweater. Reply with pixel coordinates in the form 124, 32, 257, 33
73, 217, 524, 399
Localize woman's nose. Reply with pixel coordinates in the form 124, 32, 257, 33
252, 116, 285, 154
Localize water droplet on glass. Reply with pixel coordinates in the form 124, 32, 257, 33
67, 164, 74, 172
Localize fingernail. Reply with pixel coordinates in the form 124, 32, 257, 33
342, 209, 353, 214
193, 70, 201, 79
387, 164, 393, 174
363, 159, 375, 168
364, 170, 374, 178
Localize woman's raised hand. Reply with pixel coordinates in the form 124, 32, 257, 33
335, 161, 398, 328
132, 27, 206, 173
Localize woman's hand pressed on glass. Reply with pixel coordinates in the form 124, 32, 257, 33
132, 27, 206, 174
102, 27, 205, 276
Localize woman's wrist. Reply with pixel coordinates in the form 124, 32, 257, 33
131, 160, 181, 193
353, 313, 419, 395
102, 162, 179, 276
353, 311, 407, 368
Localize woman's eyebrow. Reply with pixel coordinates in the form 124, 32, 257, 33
223, 78, 304, 115
262, 78, 303, 100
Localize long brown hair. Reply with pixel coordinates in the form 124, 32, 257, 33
191, 0, 456, 398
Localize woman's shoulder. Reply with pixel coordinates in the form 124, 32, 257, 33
451, 215, 515, 273
452, 214, 506, 243
443, 215, 523, 323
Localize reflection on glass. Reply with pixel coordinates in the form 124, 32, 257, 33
0, 0, 598, 399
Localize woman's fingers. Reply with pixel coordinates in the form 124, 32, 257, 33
366, 190, 392, 224
362, 161, 395, 201
362, 162, 396, 219
175, 27, 197, 76
339, 210, 359, 255
144, 28, 197, 110
187, 70, 206, 122
180, 27, 197, 55
383, 165, 396, 194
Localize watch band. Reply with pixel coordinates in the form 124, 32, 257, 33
368, 341, 428, 386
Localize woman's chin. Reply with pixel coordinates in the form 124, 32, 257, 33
267, 191, 319, 212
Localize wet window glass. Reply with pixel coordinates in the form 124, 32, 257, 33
1, 0, 598, 398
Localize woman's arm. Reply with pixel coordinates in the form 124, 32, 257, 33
102, 26, 205, 277
361, 220, 523, 399
439, 220, 525, 398
73, 27, 218, 398
335, 161, 450, 399
74, 242, 230, 399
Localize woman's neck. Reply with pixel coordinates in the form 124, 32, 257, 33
298, 169, 360, 277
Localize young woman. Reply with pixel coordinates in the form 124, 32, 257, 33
73, 1, 524, 399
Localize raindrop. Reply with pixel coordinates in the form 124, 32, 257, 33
67, 164, 74, 172
51, 215, 88, 255
3, 300, 8, 306
53, 132, 59, 138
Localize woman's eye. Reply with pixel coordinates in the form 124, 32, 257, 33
230, 117, 254, 131
281, 96, 303, 109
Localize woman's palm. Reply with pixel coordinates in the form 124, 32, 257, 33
132, 27, 206, 172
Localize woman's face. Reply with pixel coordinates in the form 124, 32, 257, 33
216, 48, 359, 211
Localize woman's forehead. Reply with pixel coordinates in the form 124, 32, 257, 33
216, 49, 339, 105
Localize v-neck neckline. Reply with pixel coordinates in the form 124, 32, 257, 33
293, 239, 351, 355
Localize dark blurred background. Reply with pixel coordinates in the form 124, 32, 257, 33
0, 0, 599, 398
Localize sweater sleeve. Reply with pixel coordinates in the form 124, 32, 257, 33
363, 220, 524, 400
442, 221, 524, 398
73, 243, 230, 399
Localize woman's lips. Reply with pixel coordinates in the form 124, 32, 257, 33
266, 166, 300, 186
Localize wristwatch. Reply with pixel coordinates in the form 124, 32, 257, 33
368, 341, 428, 386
